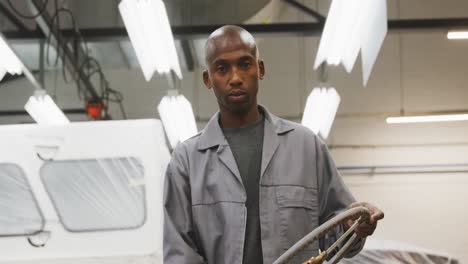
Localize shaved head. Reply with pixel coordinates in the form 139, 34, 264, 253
204, 25, 259, 66
202, 25, 265, 127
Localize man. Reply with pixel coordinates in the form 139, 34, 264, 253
164, 25, 384, 264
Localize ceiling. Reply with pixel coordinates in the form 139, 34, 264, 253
2, 0, 468, 76
0, 0, 279, 74
1, 0, 468, 121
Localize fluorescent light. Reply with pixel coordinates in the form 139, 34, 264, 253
0, 33, 44, 91
320, 88, 341, 138
2, 34, 67, 125
157, 92, 197, 148
302, 88, 323, 134
386, 114, 468, 124
119, 0, 182, 81
447, 31, 468, 40
302, 87, 341, 139
24, 90, 70, 125
314, 0, 387, 86
0, 34, 23, 81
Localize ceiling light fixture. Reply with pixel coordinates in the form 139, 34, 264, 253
386, 113, 468, 124
119, 0, 182, 81
313, 0, 387, 86
0, 34, 23, 81
302, 87, 341, 139
447, 31, 468, 40
1, 33, 69, 125
25, 90, 70, 125
157, 90, 197, 148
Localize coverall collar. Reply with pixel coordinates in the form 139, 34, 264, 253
197, 105, 294, 151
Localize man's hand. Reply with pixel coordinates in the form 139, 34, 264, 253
347, 202, 384, 238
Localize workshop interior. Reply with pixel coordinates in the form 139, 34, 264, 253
0, 0, 467, 263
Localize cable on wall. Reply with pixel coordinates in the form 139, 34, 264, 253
34, 0, 127, 119
6, 0, 49, 19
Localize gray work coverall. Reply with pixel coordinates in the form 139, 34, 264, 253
164, 106, 364, 263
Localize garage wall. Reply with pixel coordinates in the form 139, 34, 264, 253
336, 143, 468, 262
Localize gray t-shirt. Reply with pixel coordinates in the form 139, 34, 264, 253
222, 114, 265, 264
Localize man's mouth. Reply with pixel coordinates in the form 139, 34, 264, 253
229, 89, 246, 96
228, 90, 247, 102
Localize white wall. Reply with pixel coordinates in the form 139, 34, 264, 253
343, 171, 468, 262
335, 142, 468, 261
1, 0, 468, 262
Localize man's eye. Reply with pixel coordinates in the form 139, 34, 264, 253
241, 62, 251, 69
217, 66, 226, 72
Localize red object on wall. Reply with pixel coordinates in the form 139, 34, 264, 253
86, 100, 107, 120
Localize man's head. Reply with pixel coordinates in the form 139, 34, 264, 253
203, 25, 265, 116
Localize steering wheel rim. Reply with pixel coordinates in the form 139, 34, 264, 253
272, 206, 371, 264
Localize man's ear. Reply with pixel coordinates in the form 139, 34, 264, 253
258, 60, 265, 80
203, 70, 212, 89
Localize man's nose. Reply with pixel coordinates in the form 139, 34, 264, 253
229, 68, 242, 86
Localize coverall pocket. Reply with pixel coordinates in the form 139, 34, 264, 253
276, 185, 319, 257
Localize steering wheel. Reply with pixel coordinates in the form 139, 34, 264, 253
272, 206, 371, 264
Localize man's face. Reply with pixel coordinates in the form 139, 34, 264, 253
203, 38, 265, 115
